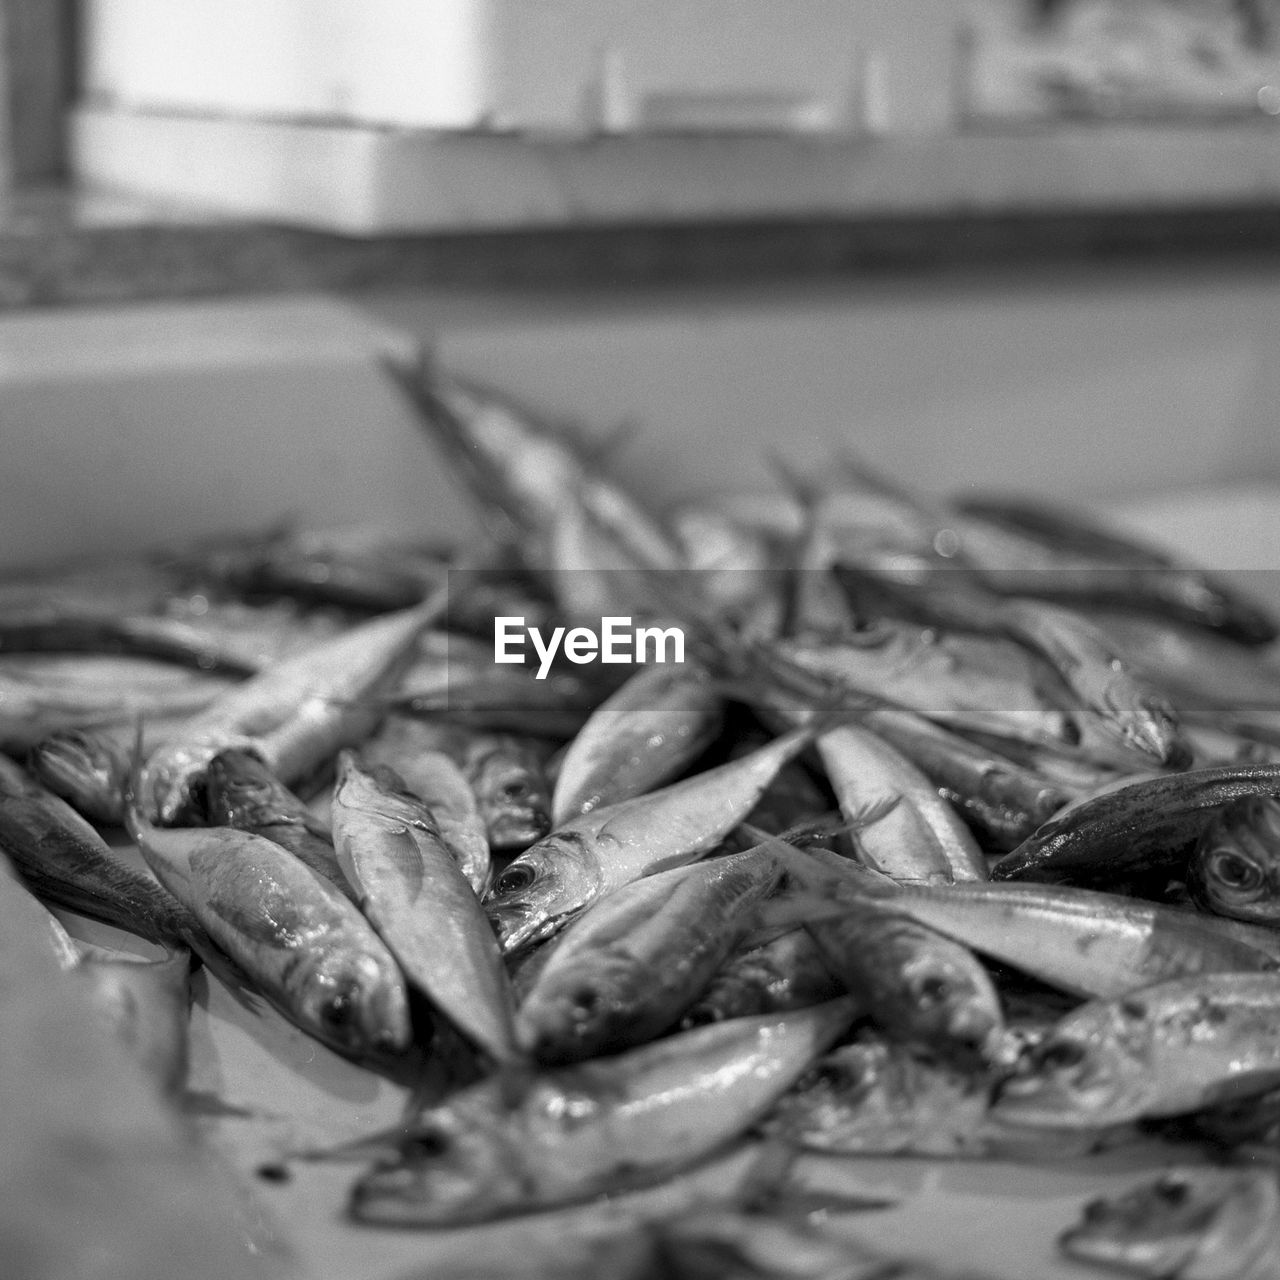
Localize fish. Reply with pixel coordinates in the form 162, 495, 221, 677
485, 723, 816, 955
763, 1031, 995, 1158
813, 724, 987, 884
330, 752, 518, 1064
348, 998, 857, 1225
551, 661, 722, 825
991, 763, 1280, 885
0, 753, 205, 949
1188, 794, 1280, 925
360, 725, 492, 896
515, 846, 783, 1063
138, 596, 442, 824
1060, 1167, 1280, 1279
0, 655, 236, 750
841, 878, 1277, 1001
460, 732, 554, 855
126, 800, 414, 1066
204, 748, 354, 901
679, 928, 844, 1028
29, 727, 134, 826
993, 973, 1280, 1129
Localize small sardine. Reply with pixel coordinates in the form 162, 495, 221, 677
204, 748, 354, 901
29, 728, 133, 826
127, 803, 414, 1066
1061, 1168, 1280, 1279
348, 998, 857, 1226
993, 973, 1280, 1129
461, 733, 553, 856
331, 752, 518, 1064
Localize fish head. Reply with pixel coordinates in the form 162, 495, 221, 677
898, 942, 1005, 1068
467, 745, 551, 851
484, 834, 605, 956
1190, 796, 1280, 924
205, 749, 287, 826
30, 729, 124, 798
349, 1104, 531, 1226
1061, 1169, 1279, 1277
992, 1003, 1150, 1129
294, 948, 414, 1061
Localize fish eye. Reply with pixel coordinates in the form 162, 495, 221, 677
320, 989, 355, 1031
1154, 1177, 1192, 1206
402, 1130, 450, 1159
493, 864, 537, 896
1035, 1039, 1087, 1072
1210, 851, 1264, 893
500, 779, 530, 802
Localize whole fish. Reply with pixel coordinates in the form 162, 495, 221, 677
360, 725, 491, 896
516, 847, 783, 1063
330, 752, 517, 1064
29, 728, 134, 826
0, 655, 235, 750
679, 928, 843, 1028
991, 763, 1280, 885
0, 754, 204, 948
844, 878, 1277, 1001
814, 725, 987, 884
1061, 1168, 1280, 1279
139, 596, 442, 824
204, 748, 354, 901
1188, 794, 1280, 925
127, 802, 414, 1065
348, 998, 857, 1225
485, 723, 816, 955
551, 661, 722, 825
993, 973, 1280, 1129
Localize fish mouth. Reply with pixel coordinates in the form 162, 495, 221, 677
488, 905, 558, 958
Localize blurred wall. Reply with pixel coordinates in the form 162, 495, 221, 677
1, 258, 1278, 571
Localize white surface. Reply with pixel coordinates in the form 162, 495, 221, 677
82, 0, 957, 133
73, 103, 1280, 233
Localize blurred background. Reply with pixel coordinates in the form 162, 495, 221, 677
3, 0, 1280, 571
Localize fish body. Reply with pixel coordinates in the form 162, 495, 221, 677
349, 998, 857, 1225
330, 752, 517, 1063
485, 724, 814, 954
861, 879, 1277, 1000
1061, 1168, 1280, 1279
139, 598, 440, 824
0, 754, 201, 947
680, 928, 843, 1027
991, 764, 1280, 885
129, 814, 413, 1064
994, 973, 1280, 1129
516, 847, 783, 1063
815, 724, 987, 884
368, 721, 496, 890
764, 1032, 993, 1157
204, 748, 354, 900
551, 661, 722, 825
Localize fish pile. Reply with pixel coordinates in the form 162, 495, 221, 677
7, 355, 1280, 1276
